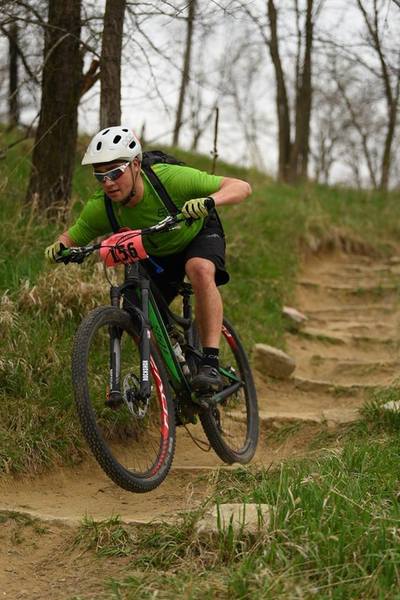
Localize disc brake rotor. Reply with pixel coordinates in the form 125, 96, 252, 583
123, 373, 150, 419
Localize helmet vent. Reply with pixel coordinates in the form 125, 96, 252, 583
96, 142, 102, 150
129, 140, 136, 149
102, 129, 110, 135
122, 128, 128, 132
113, 135, 122, 144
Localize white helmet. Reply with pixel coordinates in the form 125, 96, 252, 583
81, 126, 142, 165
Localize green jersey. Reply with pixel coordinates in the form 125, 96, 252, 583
68, 164, 222, 256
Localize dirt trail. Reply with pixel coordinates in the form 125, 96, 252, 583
1, 249, 400, 597
2, 251, 400, 525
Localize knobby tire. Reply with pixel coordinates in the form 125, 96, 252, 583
199, 318, 259, 464
71, 306, 176, 493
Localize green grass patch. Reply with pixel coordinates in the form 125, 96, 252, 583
74, 515, 136, 557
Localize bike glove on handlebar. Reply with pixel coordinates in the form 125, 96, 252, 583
44, 240, 66, 263
181, 196, 215, 220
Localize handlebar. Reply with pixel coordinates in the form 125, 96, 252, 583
55, 213, 186, 264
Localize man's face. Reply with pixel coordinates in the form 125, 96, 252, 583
93, 159, 139, 202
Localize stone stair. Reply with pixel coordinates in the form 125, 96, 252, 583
258, 251, 400, 428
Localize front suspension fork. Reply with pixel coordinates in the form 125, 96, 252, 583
107, 280, 152, 404
108, 326, 123, 405
138, 280, 152, 399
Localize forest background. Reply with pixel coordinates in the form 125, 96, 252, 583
1, 0, 400, 216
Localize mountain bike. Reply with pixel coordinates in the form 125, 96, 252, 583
57, 214, 259, 493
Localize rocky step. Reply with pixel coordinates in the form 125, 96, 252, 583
306, 304, 398, 318
256, 376, 365, 411
298, 279, 399, 295
309, 355, 399, 372
297, 328, 347, 344
292, 375, 399, 394
259, 407, 360, 426
256, 378, 364, 428
293, 374, 399, 396
335, 264, 391, 274
296, 288, 398, 312
286, 336, 397, 367
306, 320, 394, 337
306, 271, 397, 287
298, 327, 399, 347
257, 373, 400, 405
296, 356, 400, 386
341, 260, 400, 274
304, 309, 399, 329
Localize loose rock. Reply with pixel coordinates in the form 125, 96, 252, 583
282, 305, 308, 331
382, 400, 400, 412
196, 503, 271, 537
253, 343, 296, 379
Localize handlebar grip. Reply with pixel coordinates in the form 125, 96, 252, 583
55, 248, 86, 264
55, 249, 72, 264
204, 196, 216, 211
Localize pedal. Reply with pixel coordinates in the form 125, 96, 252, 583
191, 393, 217, 410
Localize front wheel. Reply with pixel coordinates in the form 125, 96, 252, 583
199, 318, 259, 464
71, 306, 176, 493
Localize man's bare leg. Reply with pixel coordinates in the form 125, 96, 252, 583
185, 257, 222, 347
185, 257, 223, 393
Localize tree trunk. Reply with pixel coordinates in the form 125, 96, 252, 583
172, 0, 196, 147
100, 0, 126, 129
8, 22, 19, 128
290, 0, 313, 181
356, 0, 400, 191
380, 101, 398, 191
25, 0, 82, 216
267, 0, 292, 181
378, 55, 400, 191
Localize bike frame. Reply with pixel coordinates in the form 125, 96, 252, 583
106, 260, 243, 411
107, 262, 194, 404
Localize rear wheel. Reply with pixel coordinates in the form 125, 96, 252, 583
199, 318, 259, 464
72, 306, 176, 493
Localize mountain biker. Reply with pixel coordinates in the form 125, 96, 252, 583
45, 125, 252, 396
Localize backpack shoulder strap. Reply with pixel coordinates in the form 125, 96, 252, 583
141, 162, 179, 216
104, 194, 120, 233
142, 150, 184, 167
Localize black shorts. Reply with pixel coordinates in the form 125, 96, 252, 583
145, 212, 230, 304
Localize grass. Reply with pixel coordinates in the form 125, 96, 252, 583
74, 515, 136, 557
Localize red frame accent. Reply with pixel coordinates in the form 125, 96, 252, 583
222, 324, 237, 351
149, 356, 171, 475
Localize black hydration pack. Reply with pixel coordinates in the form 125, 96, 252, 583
104, 150, 185, 233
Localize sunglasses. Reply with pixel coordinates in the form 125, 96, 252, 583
93, 162, 130, 183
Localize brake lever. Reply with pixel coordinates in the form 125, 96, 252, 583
55, 247, 87, 264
